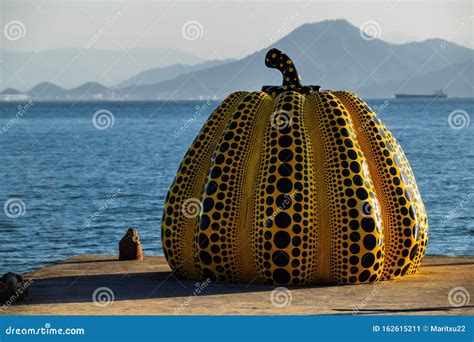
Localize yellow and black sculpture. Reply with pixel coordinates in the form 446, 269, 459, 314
162, 48, 428, 285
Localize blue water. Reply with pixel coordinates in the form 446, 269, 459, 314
0, 99, 473, 274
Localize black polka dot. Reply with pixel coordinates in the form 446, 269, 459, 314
350, 232, 360, 242
211, 167, 222, 178
361, 217, 375, 232
356, 188, 368, 200
278, 149, 293, 162
349, 256, 359, 265
202, 198, 214, 212
198, 233, 209, 248
219, 142, 229, 152
200, 215, 210, 230
350, 244, 360, 254
401, 264, 411, 276
278, 135, 292, 147
277, 178, 293, 193
273, 268, 291, 284
275, 212, 291, 228
274, 231, 291, 248
224, 131, 234, 141
278, 163, 293, 177
410, 244, 419, 261
358, 270, 371, 282
199, 251, 212, 265
205, 181, 218, 195
349, 220, 360, 230
272, 251, 290, 267
363, 235, 376, 250
350, 162, 361, 173
215, 154, 225, 164
347, 149, 357, 160
361, 253, 375, 268
347, 199, 357, 207
345, 189, 354, 197
353, 175, 363, 186
349, 209, 359, 218
276, 194, 292, 209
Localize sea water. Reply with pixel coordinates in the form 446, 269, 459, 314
0, 98, 472, 273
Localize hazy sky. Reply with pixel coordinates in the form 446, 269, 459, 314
1, 0, 473, 60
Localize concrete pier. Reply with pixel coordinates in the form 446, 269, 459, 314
2, 255, 473, 315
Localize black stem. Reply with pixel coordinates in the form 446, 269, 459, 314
265, 48, 302, 88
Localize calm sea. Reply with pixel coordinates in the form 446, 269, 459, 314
1, 98, 473, 274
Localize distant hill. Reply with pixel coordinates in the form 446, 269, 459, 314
1, 88, 24, 95
117, 59, 235, 88
29, 82, 67, 99
120, 19, 473, 99
0, 88, 27, 101
358, 61, 474, 98
26, 81, 118, 100
67, 82, 114, 100
0, 48, 203, 90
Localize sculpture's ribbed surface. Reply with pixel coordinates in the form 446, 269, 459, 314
161, 49, 428, 285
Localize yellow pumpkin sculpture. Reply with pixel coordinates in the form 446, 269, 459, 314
161, 48, 428, 285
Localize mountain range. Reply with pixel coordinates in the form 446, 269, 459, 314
1, 19, 472, 100
0, 47, 203, 90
